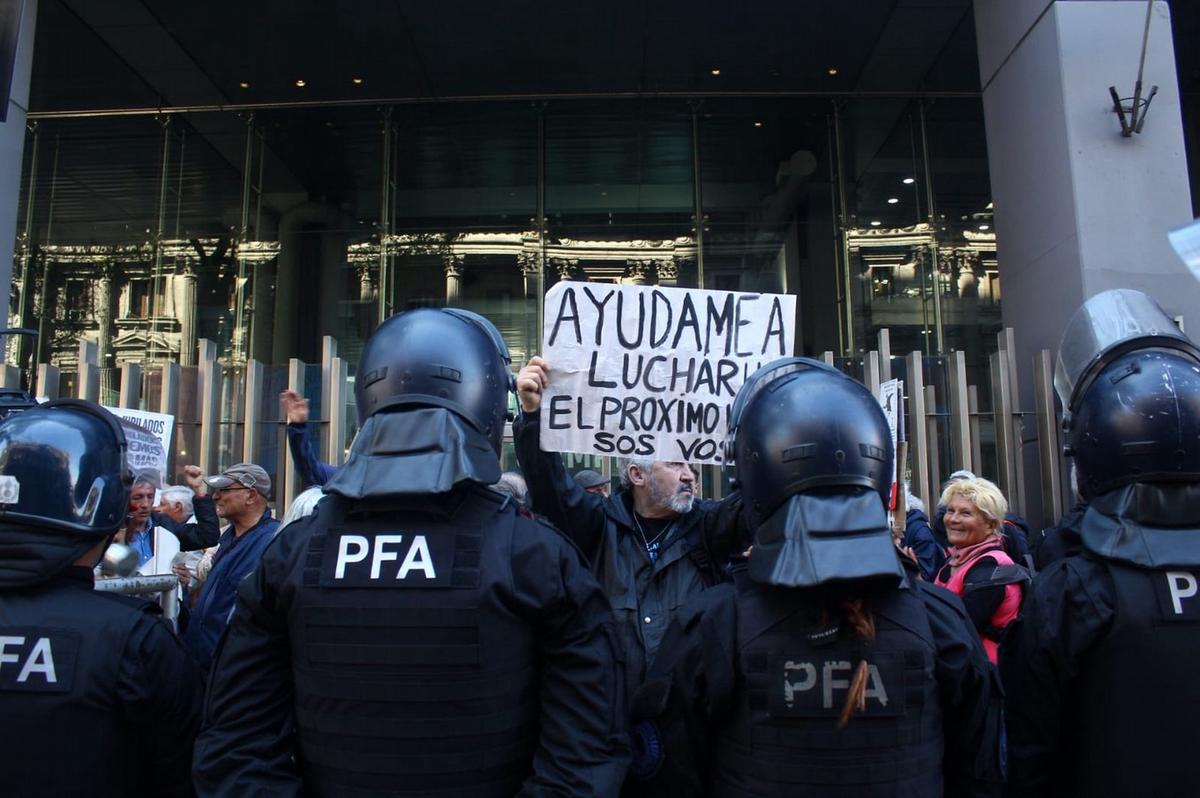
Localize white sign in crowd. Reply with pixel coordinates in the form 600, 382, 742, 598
103, 406, 174, 486
540, 281, 797, 466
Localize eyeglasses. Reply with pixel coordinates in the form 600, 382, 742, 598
213, 485, 255, 496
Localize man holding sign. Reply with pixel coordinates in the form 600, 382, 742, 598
516, 357, 739, 712
514, 281, 792, 709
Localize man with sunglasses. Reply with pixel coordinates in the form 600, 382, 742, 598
181, 463, 279, 673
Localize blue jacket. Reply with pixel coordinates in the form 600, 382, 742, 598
286, 422, 337, 487
183, 511, 280, 673
904, 508, 946, 581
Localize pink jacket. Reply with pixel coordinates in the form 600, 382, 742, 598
936, 539, 1022, 664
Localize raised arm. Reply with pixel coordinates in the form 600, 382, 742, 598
281, 390, 337, 487
513, 356, 610, 558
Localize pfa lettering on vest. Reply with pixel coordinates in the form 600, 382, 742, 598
0, 628, 78, 693
1155, 570, 1200, 622
768, 652, 904, 718
320, 528, 455, 588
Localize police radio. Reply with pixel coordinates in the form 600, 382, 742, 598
0, 328, 39, 421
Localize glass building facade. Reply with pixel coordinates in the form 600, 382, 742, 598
7, 0, 1196, 494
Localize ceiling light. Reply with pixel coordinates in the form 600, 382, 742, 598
352, 77, 364, 85
887, 197, 899, 204
902, 177, 915, 185
753, 121, 763, 128
870, 220, 881, 227
986, 202, 993, 209
294, 79, 306, 88
238, 81, 250, 89
978, 224, 990, 231
710, 68, 721, 76
827, 67, 839, 76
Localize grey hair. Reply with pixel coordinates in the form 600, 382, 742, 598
904, 484, 926, 514
490, 472, 528, 505
278, 486, 325, 533
160, 485, 194, 518
618, 457, 655, 490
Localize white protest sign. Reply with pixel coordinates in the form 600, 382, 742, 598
541, 281, 796, 465
103, 406, 174, 485
878, 379, 902, 450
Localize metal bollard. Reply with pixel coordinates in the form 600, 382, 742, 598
94, 574, 181, 632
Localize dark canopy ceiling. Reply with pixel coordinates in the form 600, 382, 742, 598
20, 0, 1200, 240
31, 0, 982, 112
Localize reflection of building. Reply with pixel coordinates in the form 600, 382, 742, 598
14, 232, 707, 372
12, 239, 279, 370
846, 223, 1000, 356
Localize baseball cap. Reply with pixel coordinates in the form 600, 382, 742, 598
573, 469, 608, 490
204, 463, 271, 498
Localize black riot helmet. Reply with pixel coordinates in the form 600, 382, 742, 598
1057, 290, 1200, 500
0, 399, 132, 538
728, 358, 894, 527
1066, 349, 1200, 500
727, 358, 903, 589
354, 307, 515, 454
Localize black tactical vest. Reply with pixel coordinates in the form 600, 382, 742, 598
285, 490, 541, 797
0, 578, 157, 797
712, 585, 944, 797
1067, 560, 1200, 796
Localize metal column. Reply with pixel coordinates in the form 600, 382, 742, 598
197, 339, 220, 477
118, 362, 141, 409
990, 350, 1019, 507
77, 340, 99, 402
906, 351, 931, 509
327, 356, 349, 466
242, 359, 264, 465
1034, 349, 1065, 524
946, 350, 971, 473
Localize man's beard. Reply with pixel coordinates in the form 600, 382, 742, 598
647, 476, 694, 515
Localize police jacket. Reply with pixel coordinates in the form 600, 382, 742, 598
0, 564, 203, 798
514, 409, 738, 702
182, 510, 279, 673
630, 566, 1004, 798
1030, 501, 1086, 571
1001, 482, 1200, 797
193, 484, 630, 797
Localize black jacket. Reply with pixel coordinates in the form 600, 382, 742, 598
1001, 484, 1200, 797
0, 564, 203, 798
630, 568, 1004, 797
193, 485, 630, 797
514, 409, 740, 703
152, 493, 222, 551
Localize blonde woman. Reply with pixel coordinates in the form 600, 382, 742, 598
933, 477, 1027, 663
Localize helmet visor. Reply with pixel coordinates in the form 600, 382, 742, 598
1055, 289, 1198, 410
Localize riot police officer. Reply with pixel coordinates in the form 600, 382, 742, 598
194, 308, 629, 797
630, 358, 1003, 797
1002, 289, 1200, 797
0, 400, 202, 797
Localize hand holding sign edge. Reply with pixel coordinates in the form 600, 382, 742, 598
517, 356, 551, 414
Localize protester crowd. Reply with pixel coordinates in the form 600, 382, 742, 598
0, 288, 1197, 797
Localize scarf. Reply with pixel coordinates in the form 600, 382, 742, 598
945, 535, 1003, 573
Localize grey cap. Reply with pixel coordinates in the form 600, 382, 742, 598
204, 463, 271, 498
573, 469, 608, 490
